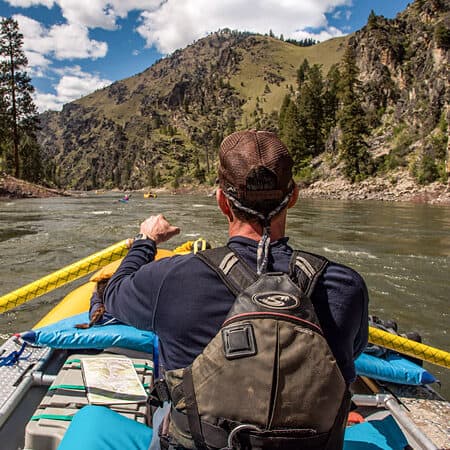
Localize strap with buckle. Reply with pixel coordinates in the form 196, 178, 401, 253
147, 379, 171, 408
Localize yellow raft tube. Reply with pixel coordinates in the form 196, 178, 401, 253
33, 239, 200, 329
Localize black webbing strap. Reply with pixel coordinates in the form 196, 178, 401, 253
148, 379, 171, 408
196, 246, 257, 297
198, 246, 328, 299
183, 366, 208, 450
289, 250, 328, 297
170, 408, 229, 449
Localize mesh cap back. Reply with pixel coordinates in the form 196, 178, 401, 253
218, 130, 294, 207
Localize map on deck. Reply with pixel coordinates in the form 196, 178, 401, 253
81, 357, 148, 405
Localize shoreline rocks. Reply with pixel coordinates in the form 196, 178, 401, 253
0, 174, 71, 199
299, 172, 450, 205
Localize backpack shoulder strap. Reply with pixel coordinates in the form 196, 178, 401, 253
289, 250, 329, 297
196, 246, 257, 297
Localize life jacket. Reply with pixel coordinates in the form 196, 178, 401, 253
162, 246, 350, 449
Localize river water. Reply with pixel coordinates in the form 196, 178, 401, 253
0, 193, 449, 396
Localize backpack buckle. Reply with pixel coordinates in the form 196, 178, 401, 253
222, 324, 257, 360
221, 424, 262, 450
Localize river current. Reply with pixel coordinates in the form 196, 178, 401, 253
0, 193, 449, 396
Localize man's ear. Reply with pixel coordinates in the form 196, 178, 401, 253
288, 184, 299, 209
216, 188, 233, 220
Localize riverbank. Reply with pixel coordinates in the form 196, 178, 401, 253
155, 172, 450, 205
299, 170, 450, 205
0, 174, 70, 199
2, 171, 449, 204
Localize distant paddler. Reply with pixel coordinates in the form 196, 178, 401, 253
144, 192, 157, 199
118, 194, 130, 203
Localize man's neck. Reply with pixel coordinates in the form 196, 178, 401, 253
228, 213, 287, 241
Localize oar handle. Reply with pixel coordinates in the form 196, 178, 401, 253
0, 240, 129, 314
369, 326, 450, 369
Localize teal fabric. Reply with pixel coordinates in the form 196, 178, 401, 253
355, 352, 435, 385
344, 415, 409, 449
21, 312, 156, 353
58, 405, 153, 450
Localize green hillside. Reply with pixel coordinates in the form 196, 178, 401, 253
37, 31, 348, 190
36, 0, 449, 191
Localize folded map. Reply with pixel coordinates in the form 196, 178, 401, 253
81, 356, 148, 405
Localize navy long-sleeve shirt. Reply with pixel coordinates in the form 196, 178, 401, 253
104, 236, 369, 384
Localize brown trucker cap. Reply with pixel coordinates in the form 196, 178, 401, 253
218, 130, 294, 205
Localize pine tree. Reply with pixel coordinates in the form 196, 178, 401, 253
337, 45, 372, 182
281, 101, 306, 173
0, 17, 40, 179
0, 85, 8, 171
296, 59, 310, 87
19, 132, 42, 182
297, 64, 324, 157
278, 94, 291, 138
367, 10, 378, 30
323, 64, 340, 136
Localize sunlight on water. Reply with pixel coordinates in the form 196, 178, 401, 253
88, 210, 113, 215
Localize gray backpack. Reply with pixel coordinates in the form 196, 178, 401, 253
164, 246, 350, 449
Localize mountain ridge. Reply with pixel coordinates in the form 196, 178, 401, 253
36, 0, 449, 199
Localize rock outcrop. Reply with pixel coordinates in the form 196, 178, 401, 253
0, 173, 69, 199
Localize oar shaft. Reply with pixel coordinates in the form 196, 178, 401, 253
0, 240, 129, 314
369, 326, 450, 369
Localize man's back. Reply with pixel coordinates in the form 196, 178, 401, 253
104, 235, 368, 384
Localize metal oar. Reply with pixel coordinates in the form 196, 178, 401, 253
352, 394, 438, 450
0, 240, 129, 314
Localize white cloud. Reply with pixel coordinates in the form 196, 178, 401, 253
33, 91, 67, 111
56, 0, 117, 29
6, 0, 54, 7
15, 14, 108, 65
34, 66, 111, 111
47, 22, 108, 59
25, 51, 52, 77
6, 0, 162, 29
291, 26, 345, 43
7, 0, 350, 55
135, 0, 351, 54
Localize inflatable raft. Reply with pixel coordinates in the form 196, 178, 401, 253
0, 240, 448, 449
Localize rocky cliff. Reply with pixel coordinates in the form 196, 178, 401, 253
353, 0, 448, 156
302, 0, 449, 202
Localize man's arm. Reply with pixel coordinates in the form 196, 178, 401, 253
315, 263, 369, 384
103, 214, 180, 330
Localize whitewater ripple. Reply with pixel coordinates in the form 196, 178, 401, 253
323, 247, 378, 259
89, 210, 112, 215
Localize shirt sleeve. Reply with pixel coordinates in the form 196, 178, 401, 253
314, 263, 369, 383
103, 239, 167, 330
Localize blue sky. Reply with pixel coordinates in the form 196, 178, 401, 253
0, 0, 411, 112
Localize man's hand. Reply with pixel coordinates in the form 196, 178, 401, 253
140, 214, 180, 245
